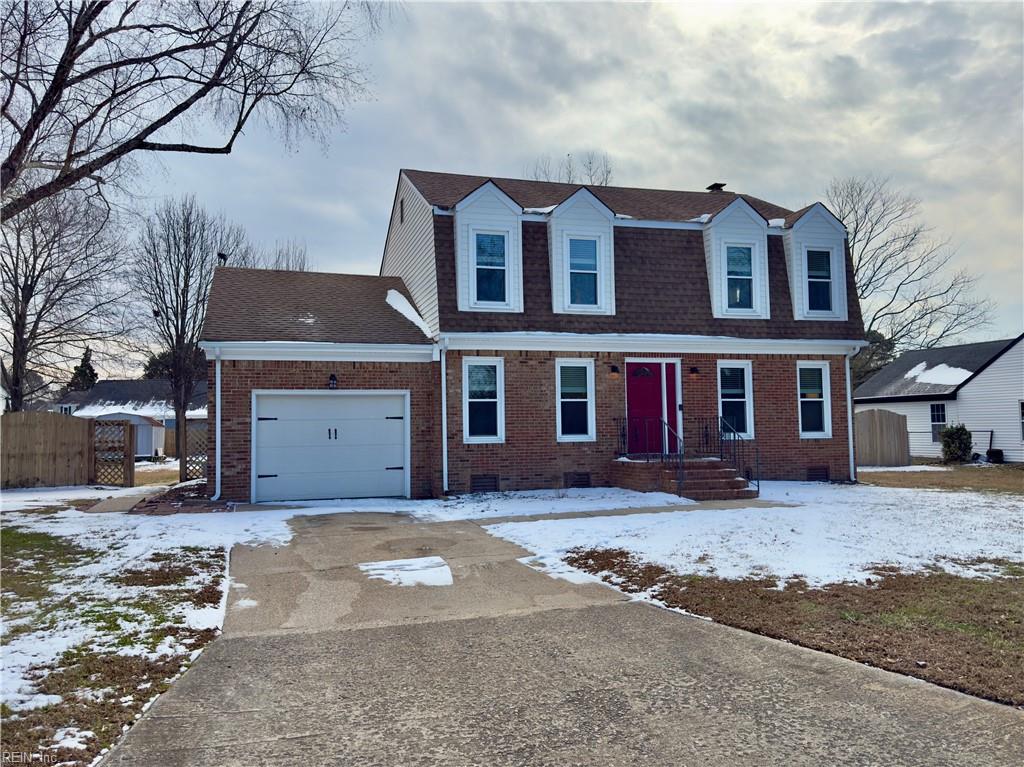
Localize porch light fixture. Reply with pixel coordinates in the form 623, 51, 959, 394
688, 366, 700, 378
328, 374, 337, 390
608, 365, 621, 380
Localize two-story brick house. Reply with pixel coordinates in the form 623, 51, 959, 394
200, 170, 865, 503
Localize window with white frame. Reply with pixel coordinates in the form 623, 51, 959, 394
797, 362, 832, 438
472, 231, 509, 305
463, 357, 504, 443
725, 245, 754, 310
567, 237, 600, 307
806, 249, 833, 312
718, 361, 753, 438
58, 404, 75, 415
556, 359, 595, 441
930, 403, 946, 442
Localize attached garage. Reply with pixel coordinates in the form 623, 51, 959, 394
251, 391, 410, 502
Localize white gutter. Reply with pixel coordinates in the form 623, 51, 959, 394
845, 352, 856, 483
210, 351, 223, 500
439, 339, 449, 493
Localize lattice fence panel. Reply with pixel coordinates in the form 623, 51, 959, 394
185, 423, 208, 481
94, 421, 130, 486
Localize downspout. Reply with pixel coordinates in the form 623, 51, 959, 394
439, 338, 449, 493
845, 351, 856, 483
210, 349, 223, 500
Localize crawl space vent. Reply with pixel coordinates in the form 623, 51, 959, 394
807, 466, 830, 482
470, 474, 500, 493
563, 471, 592, 489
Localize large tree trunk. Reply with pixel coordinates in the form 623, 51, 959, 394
176, 403, 188, 484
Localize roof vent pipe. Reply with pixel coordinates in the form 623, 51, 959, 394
706, 182, 727, 192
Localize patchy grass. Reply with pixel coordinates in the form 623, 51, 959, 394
0, 524, 225, 766
566, 547, 1024, 706
134, 467, 181, 487
860, 463, 1024, 494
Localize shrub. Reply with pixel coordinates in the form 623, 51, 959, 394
940, 423, 973, 463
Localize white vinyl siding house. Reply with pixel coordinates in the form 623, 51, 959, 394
703, 199, 771, 319
855, 336, 1023, 462
453, 182, 524, 313
782, 204, 849, 322
548, 189, 616, 316
381, 172, 440, 335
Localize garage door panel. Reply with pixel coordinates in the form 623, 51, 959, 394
255, 444, 404, 474
256, 469, 404, 502
252, 392, 408, 502
257, 394, 404, 420
255, 418, 404, 448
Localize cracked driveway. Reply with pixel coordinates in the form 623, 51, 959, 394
105, 510, 1023, 766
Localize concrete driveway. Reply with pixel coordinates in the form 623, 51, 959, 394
106, 510, 1023, 766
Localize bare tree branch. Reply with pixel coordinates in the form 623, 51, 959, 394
528, 151, 614, 185
1, 0, 380, 220
826, 175, 994, 384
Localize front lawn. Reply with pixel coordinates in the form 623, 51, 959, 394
488, 482, 1024, 705
858, 462, 1023, 494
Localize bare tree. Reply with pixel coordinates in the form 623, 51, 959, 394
262, 238, 311, 271
529, 151, 614, 185
0, 181, 129, 410
131, 195, 253, 482
1, 0, 380, 220
826, 175, 993, 383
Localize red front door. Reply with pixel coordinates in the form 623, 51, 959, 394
625, 362, 678, 454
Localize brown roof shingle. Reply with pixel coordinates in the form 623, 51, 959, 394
201, 268, 431, 344
403, 169, 796, 223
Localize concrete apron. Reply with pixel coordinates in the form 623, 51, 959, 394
225, 512, 625, 637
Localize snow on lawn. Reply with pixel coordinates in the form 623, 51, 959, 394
857, 465, 951, 473
279, 487, 690, 522
1, 484, 162, 512
486, 482, 1024, 589
358, 556, 454, 587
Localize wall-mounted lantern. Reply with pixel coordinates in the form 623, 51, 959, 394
688, 366, 700, 379
609, 364, 621, 380
328, 374, 338, 390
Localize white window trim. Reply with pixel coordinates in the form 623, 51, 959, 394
563, 233, 607, 313
462, 356, 505, 444
797, 361, 832, 439
555, 358, 596, 442
469, 227, 514, 310
716, 360, 754, 439
1019, 400, 1024, 442
929, 402, 947, 443
721, 241, 761, 317
802, 244, 841, 319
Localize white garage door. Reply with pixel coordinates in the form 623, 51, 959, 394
252, 392, 408, 502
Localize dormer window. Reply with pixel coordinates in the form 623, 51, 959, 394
472, 230, 510, 306
568, 237, 599, 307
806, 249, 833, 312
726, 245, 754, 310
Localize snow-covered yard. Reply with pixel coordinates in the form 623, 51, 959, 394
487, 482, 1023, 588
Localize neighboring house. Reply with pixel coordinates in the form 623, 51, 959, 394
200, 169, 866, 503
92, 412, 166, 459
51, 378, 208, 442
854, 335, 1024, 462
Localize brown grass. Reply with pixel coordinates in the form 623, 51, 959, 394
859, 463, 1024, 494
134, 467, 181, 486
566, 547, 1024, 706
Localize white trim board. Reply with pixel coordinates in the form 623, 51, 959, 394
441, 332, 865, 356
200, 341, 437, 362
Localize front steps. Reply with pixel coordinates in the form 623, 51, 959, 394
610, 458, 758, 501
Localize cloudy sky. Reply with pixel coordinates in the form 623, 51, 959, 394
147, 1, 1023, 340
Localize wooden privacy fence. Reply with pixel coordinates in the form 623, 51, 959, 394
1, 411, 135, 488
855, 409, 911, 467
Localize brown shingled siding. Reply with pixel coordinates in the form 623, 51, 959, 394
207, 359, 441, 502
433, 215, 864, 339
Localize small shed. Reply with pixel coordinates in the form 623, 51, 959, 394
94, 412, 166, 459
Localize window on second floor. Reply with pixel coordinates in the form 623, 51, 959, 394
930, 403, 946, 442
472, 231, 509, 306
568, 238, 599, 307
726, 245, 754, 310
806, 249, 833, 312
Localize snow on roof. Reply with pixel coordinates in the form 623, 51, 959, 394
385, 289, 432, 338
522, 205, 558, 215
902, 362, 973, 387
73, 402, 207, 420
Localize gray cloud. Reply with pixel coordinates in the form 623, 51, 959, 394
147, 1, 1023, 339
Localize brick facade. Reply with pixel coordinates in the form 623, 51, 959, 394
208, 351, 852, 501
207, 359, 442, 502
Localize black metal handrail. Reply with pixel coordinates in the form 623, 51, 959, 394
694, 415, 760, 493
614, 415, 685, 490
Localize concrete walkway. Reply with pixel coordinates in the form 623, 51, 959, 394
105, 510, 1024, 767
